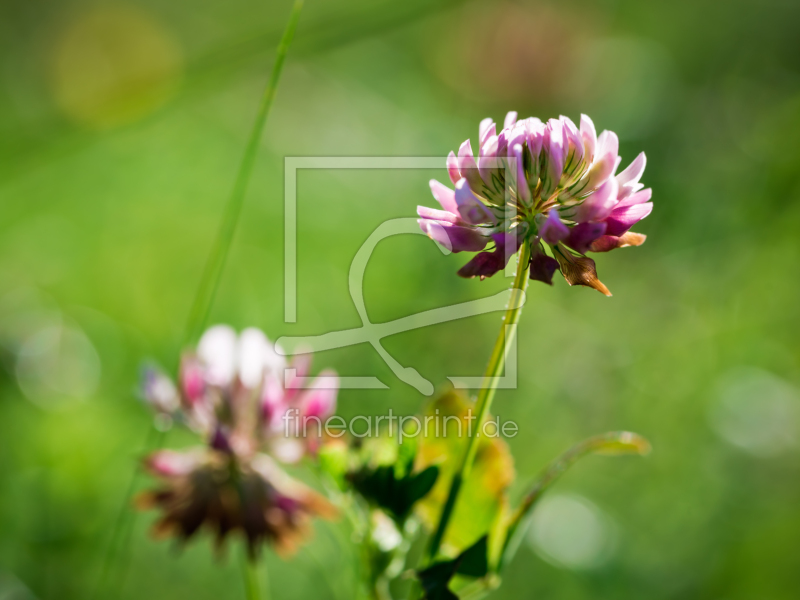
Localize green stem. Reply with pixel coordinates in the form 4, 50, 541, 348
95, 4, 304, 599
182, 0, 304, 348
242, 553, 265, 600
426, 237, 531, 562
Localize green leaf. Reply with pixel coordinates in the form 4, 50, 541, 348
415, 389, 515, 557
499, 430, 651, 570
419, 562, 459, 600
408, 466, 440, 507
395, 432, 418, 478
454, 535, 489, 578
317, 439, 349, 489
418, 535, 489, 600
350, 445, 439, 525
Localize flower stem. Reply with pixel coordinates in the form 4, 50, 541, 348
182, 0, 305, 348
426, 238, 531, 562
242, 553, 266, 600
94, 4, 304, 598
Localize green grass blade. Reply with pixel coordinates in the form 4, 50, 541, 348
92, 4, 305, 599
183, 0, 305, 348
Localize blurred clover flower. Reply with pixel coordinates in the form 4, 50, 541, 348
418, 112, 653, 294
142, 325, 339, 462
139, 325, 339, 554
139, 449, 335, 556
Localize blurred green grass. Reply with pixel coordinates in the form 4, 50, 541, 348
2, 0, 800, 598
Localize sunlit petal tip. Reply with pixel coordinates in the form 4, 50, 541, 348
616, 151, 647, 187
238, 327, 274, 389
457, 140, 483, 190
615, 187, 652, 209
479, 134, 499, 158
507, 125, 527, 151
504, 111, 518, 129
561, 116, 584, 166
417, 205, 461, 224
579, 113, 596, 132
604, 202, 653, 237
478, 135, 500, 183
458, 138, 475, 159
596, 130, 619, 159
446, 151, 461, 185
526, 118, 545, 157
197, 325, 237, 387
429, 179, 458, 214
589, 231, 647, 252
547, 118, 568, 160
479, 118, 496, 146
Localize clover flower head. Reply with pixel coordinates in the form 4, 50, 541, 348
418, 112, 653, 294
141, 325, 339, 462
138, 448, 336, 556
138, 325, 339, 555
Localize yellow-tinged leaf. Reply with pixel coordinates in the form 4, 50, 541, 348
590, 431, 652, 456
414, 389, 515, 558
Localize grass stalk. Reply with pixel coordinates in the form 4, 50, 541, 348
93, 2, 305, 598
183, 0, 305, 347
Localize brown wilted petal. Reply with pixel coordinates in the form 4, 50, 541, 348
554, 246, 612, 296
588, 231, 647, 253
138, 449, 336, 557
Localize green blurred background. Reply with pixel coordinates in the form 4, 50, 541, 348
2, 0, 800, 598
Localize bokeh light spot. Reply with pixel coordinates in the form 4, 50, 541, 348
709, 367, 799, 457
15, 324, 101, 410
49, 4, 183, 129
528, 493, 617, 570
